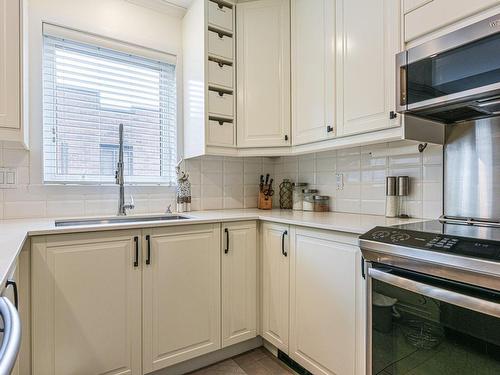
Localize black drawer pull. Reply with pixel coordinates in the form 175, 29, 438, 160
133, 237, 139, 268
146, 235, 151, 265
224, 228, 229, 254
281, 230, 288, 257
5, 280, 18, 309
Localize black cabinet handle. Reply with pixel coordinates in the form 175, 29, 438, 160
281, 230, 288, 257
284, 135, 289, 141
133, 237, 139, 268
146, 235, 151, 265
389, 111, 398, 119
224, 228, 229, 254
5, 280, 18, 309
327, 125, 334, 133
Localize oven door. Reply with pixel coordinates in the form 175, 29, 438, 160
396, 13, 500, 123
367, 263, 500, 375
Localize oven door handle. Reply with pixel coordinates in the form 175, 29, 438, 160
0, 297, 21, 375
368, 268, 500, 318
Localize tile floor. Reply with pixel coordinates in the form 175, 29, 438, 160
188, 348, 296, 375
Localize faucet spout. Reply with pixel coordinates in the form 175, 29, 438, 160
116, 124, 134, 216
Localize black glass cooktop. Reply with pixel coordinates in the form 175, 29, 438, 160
360, 220, 500, 263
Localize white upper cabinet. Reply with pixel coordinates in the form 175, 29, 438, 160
237, 0, 291, 148
0, 0, 25, 144
222, 221, 257, 348
142, 224, 221, 372
336, 0, 401, 136
291, 0, 336, 145
183, 0, 237, 158
405, 0, 500, 42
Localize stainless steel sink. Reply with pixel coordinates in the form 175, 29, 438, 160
55, 215, 191, 227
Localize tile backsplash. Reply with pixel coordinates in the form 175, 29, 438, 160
0, 140, 442, 220
273, 141, 443, 219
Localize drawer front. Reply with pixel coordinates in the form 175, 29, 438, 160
208, 119, 235, 146
208, 60, 233, 89
208, 1, 233, 32
208, 30, 233, 61
208, 90, 234, 117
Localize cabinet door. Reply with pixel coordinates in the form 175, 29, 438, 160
405, 0, 500, 42
291, 0, 336, 145
237, 0, 291, 148
261, 222, 290, 352
32, 231, 142, 375
337, 0, 400, 136
290, 227, 365, 375
142, 224, 221, 372
0, 0, 20, 130
222, 221, 257, 347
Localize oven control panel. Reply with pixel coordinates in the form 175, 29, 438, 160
360, 227, 500, 262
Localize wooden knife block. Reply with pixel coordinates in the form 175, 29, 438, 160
258, 190, 273, 210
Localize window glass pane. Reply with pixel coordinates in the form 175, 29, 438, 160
43, 33, 177, 185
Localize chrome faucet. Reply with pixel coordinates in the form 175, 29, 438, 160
115, 123, 134, 216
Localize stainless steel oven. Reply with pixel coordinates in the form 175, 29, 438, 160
360, 222, 500, 375
396, 13, 500, 124
367, 262, 500, 375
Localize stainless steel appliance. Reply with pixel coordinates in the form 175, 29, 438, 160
0, 279, 21, 375
396, 13, 500, 123
360, 222, 500, 375
361, 109, 500, 372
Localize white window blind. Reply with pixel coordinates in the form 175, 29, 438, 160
43, 29, 177, 185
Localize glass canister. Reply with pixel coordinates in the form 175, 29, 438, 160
292, 183, 308, 210
313, 195, 330, 212
302, 189, 319, 211
279, 179, 293, 209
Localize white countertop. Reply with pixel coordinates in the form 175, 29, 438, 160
0, 209, 423, 290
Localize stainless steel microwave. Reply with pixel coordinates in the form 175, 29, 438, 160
396, 13, 500, 124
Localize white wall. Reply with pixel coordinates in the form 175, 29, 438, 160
0, 0, 444, 220
0, 0, 186, 218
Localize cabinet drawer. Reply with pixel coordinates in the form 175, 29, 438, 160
208, 60, 233, 89
208, 119, 235, 146
208, 1, 233, 32
208, 30, 233, 60
208, 90, 234, 117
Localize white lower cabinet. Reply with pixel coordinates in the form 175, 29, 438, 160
261, 222, 290, 353
289, 227, 366, 375
222, 221, 257, 347
29, 221, 365, 375
142, 224, 221, 372
32, 230, 143, 375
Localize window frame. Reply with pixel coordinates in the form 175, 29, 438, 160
41, 23, 179, 186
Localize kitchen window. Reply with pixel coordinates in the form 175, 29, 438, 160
42, 25, 177, 185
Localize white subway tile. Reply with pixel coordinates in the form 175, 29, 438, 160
47, 200, 85, 218
423, 201, 443, 219
2, 149, 29, 167
4, 201, 46, 219
423, 165, 443, 183
360, 200, 386, 215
